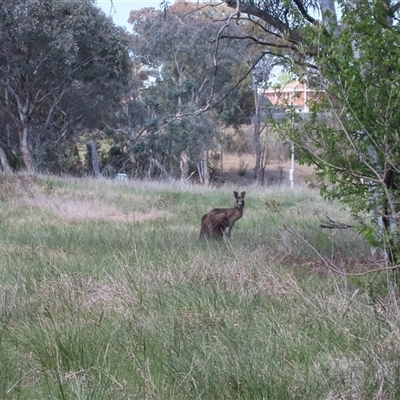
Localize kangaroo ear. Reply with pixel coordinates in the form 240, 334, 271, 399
234, 191, 238, 198
241, 191, 246, 198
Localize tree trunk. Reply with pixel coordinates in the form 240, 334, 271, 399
0, 146, 12, 173
16, 94, 35, 173
86, 142, 101, 177
202, 147, 210, 185
319, 0, 339, 35
260, 140, 269, 186
252, 80, 264, 180
180, 151, 189, 181
220, 143, 224, 174
19, 124, 34, 173
197, 147, 210, 185
252, 116, 262, 180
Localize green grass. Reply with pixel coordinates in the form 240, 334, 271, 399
0, 174, 399, 399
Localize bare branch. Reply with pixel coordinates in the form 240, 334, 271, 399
222, 0, 303, 43
320, 215, 354, 230
219, 33, 300, 51
292, 0, 318, 25
389, 1, 400, 16
267, 199, 398, 277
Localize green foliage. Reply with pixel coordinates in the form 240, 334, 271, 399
273, 0, 400, 255
0, 0, 131, 172
35, 140, 83, 175
274, 72, 295, 87
123, 5, 256, 177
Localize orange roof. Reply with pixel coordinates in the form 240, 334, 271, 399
265, 81, 310, 93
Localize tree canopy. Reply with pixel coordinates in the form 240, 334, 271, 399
103, 1, 259, 180
0, 0, 131, 172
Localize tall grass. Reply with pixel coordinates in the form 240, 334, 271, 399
1, 174, 399, 399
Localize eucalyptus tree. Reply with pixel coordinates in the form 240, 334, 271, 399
206, 0, 400, 261
0, 0, 130, 173
127, 1, 256, 180
99, 61, 157, 177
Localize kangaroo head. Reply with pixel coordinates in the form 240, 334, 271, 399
233, 191, 246, 209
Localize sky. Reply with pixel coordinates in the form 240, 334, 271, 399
96, 0, 162, 29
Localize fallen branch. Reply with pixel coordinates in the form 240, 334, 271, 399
320, 215, 354, 230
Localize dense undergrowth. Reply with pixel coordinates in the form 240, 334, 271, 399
1, 174, 399, 399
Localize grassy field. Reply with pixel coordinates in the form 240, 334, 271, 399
1, 174, 400, 399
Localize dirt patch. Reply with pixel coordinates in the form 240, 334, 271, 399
21, 194, 169, 224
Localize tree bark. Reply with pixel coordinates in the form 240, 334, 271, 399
252, 70, 269, 180
19, 123, 34, 174
86, 142, 101, 177
0, 146, 12, 173
16, 95, 35, 173
252, 111, 262, 180
319, 0, 339, 35
197, 147, 210, 185
180, 151, 189, 181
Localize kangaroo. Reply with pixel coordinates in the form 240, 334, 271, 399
200, 191, 246, 238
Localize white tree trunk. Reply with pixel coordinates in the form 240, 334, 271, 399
180, 151, 189, 181
319, 0, 339, 35
252, 85, 263, 180
19, 124, 34, 174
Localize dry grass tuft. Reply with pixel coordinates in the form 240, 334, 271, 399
20, 193, 170, 224
36, 275, 137, 313
179, 252, 302, 298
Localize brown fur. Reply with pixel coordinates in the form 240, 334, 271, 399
200, 191, 246, 238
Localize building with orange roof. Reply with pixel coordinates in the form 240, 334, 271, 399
264, 81, 315, 113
